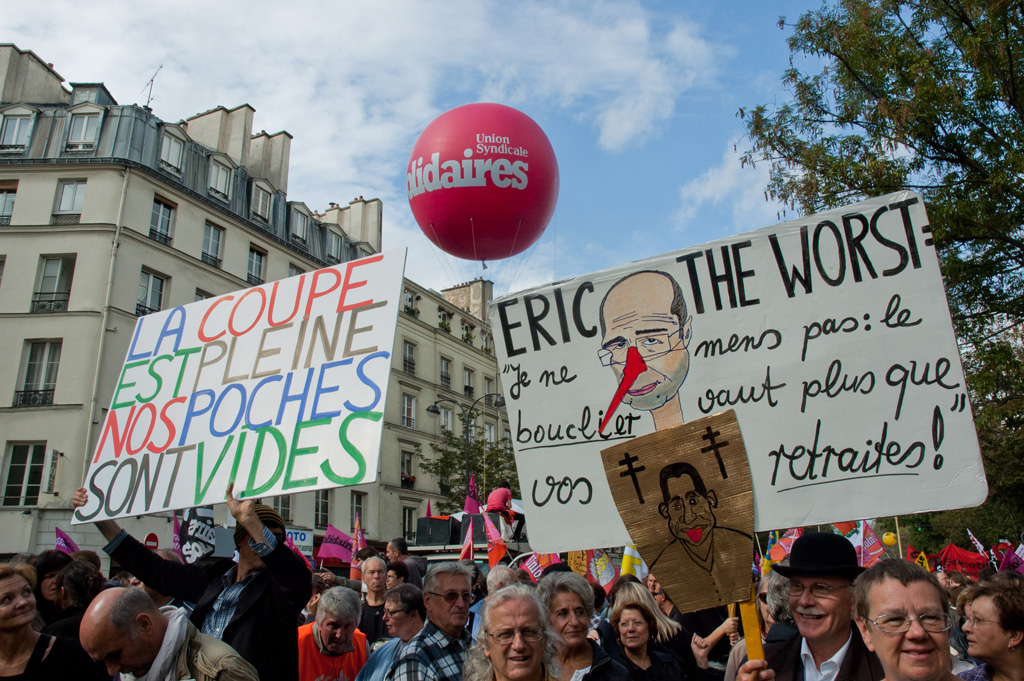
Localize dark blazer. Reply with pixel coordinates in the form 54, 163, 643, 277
587, 639, 629, 681
110, 532, 311, 681
765, 622, 884, 681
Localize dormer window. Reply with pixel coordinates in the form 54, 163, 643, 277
252, 185, 271, 221
1, 116, 32, 150
67, 113, 99, 150
209, 159, 232, 200
160, 133, 183, 172
326, 231, 342, 264
291, 209, 309, 242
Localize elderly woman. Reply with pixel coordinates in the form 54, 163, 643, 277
957, 574, 1024, 681
537, 571, 628, 681
0, 563, 102, 680
610, 596, 684, 681
465, 584, 561, 681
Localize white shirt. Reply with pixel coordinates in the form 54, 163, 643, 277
800, 632, 852, 681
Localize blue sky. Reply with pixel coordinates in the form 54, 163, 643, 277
7, 0, 816, 296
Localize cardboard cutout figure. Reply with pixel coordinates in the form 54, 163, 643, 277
602, 410, 753, 612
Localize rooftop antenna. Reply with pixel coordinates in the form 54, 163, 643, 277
143, 65, 163, 110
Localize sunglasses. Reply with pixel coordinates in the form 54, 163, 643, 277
427, 590, 472, 604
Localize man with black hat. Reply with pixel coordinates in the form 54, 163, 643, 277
738, 532, 883, 681
73, 484, 312, 681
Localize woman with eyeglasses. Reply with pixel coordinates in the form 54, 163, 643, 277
956, 574, 1024, 681
610, 597, 683, 681
536, 572, 627, 681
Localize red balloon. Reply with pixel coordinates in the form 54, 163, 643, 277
407, 103, 559, 261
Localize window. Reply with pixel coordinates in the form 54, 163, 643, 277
149, 198, 174, 245
67, 113, 99, 148
33, 256, 75, 313
350, 491, 366, 532
401, 394, 416, 428
209, 159, 231, 198
288, 264, 304, 278
326, 231, 342, 263
0, 187, 15, 224
485, 422, 497, 444
160, 133, 183, 171
438, 310, 451, 332
291, 210, 309, 242
195, 289, 212, 302
464, 368, 474, 398
1, 116, 32, 149
401, 451, 414, 477
138, 270, 165, 316
315, 489, 330, 529
2, 443, 46, 506
271, 495, 292, 522
403, 507, 416, 542
403, 341, 416, 374
440, 407, 453, 432
202, 222, 224, 268
247, 247, 266, 286
0, 257, 5, 288
440, 358, 452, 389
462, 322, 474, 343
485, 377, 495, 405
54, 181, 85, 223
252, 185, 271, 221
403, 289, 418, 315
16, 341, 61, 407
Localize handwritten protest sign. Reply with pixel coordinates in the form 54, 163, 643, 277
490, 193, 986, 553
602, 411, 754, 612
178, 506, 216, 563
74, 250, 406, 523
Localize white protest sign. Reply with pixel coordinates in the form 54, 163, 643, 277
74, 250, 406, 523
490, 193, 986, 553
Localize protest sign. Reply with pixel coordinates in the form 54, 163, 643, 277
74, 251, 406, 523
490, 192, 986, 553
601, 411, 754, 612
179, 506, 216, 563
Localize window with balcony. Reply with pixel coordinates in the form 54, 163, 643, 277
403, 341, 416, 375
440, 358, 452, 390
149, 198, 174, 245
247, 247, 266, 286
401, 394, 416, 428
485, 377, 495, 405
16, 341, 61, 407
462, 322, 475, 344
33, 256, 74, 313
271, 495, 292, 522
464, 368, 474, 398
402, 290, 419, 317
53, 181, 85, 224
326, 231, 342, 264
350, 491, 366, 532
209, 159, 231, 199
202, 222, 224, 268
315, 489, 330, 529
252, 185, 271, 222
438, 310, 452, 333
67, 113, 99, 149
291, 209, 309, 243
440, 407, 453, 433
137, 270, 165, 316
2, 443, 46, 506
160, 133, 184, 172
0, 115, 32, 151
0, 187, 15, 225
403, 507, 416, 542
401, 451, 415, 489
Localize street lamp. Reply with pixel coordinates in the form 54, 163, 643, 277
426, 393, 506, 501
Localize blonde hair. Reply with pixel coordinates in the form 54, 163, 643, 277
609, 581, 681, 642
0, 562, 37, 590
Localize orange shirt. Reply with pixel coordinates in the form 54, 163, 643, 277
297, 623, 368, 681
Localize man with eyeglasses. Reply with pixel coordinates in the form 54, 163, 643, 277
389, 562, 473, 681
463, 584, 556, 681
356, 584, 425, 681
738, 532, 884, 681
853, 560, 958, 681
598, 270, 693, 432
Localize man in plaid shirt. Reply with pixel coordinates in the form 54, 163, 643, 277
388, 562, 473, 681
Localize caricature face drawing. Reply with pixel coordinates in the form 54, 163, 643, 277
598, 271, 693, 422
658, 463, 718, 548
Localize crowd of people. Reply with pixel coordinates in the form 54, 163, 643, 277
2, 496, 1023, 681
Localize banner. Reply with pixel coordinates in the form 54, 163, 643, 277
318, 525, 354, 562
75, 251, 406, 523
483, 512, 507, 567
862, 521, 886, 567
936, 543, 988, 577
460, 518, 474, 561
1000, 546, 1024, 575
490, 192, 986, 552
587, 548, 619, 593
464, 474, 482, 515
179, 506, 216, 563
55, 527, 80, 555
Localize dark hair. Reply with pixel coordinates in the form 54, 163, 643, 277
977, 566, 997, 583
608, 573, 641, 607
355, 547, 377, 561
386, 583, 426, 620
461, 559, 481, 586
34, 550, 72, 581
611, 601, 659, 641
56, 561, 104, 608
311, 573, 330, 596
854, 559, 948, 619
389, 538, 409, 554
388, 561, 410, 583
960, 579, 1024, 632
599, 270, 688, 336
659, 462, 707, 504
591, 582, 607, 612
70, 550, 102, 571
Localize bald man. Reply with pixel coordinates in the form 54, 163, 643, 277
359, 556, 389, 644
81, 587, 257, 681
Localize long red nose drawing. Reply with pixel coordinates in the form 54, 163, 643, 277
599, 346, 647, 433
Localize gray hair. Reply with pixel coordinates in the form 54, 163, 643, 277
486, 565, 518, 593
317, 586, 361, 626
362, 556, 386, 573
536, 571, 595, 618
423, 561, 472, 593
763, 564, 794, 626
463, 584, 560, 681
110, 587, 159, 638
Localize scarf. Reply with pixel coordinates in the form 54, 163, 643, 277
121, 606, 190, 681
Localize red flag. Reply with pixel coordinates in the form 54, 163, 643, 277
906, 544, 918, 561
54, 527, 79, 555
460, 518, 475, 561
464, 474, 481, 515
586, 549, 619, 593
862, 521, 886, 567
831, 521, 858, 535
482, 513, 507, 568
426, 500, 432, 517
285, 534, 312, 570
350, 513, 366, 580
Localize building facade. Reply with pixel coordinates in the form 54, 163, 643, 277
0, 44, 507, 567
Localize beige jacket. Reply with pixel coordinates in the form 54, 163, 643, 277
173, 620, 260, 681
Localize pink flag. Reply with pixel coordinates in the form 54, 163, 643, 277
55, 527, 79, 555
285, 534, 312, 570
318, 525, 354, 562
482, 513, 507, 567
460, 518, 475, 561
171, 512, 183, 557
464, 474, 481, 514
862, 521, 886, 567
425, 500, 432, 517
999, 546, 1024, 575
